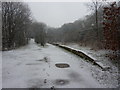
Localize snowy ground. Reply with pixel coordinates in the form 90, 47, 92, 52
0, 51, 2, 89
65, 43, 119, 88
2, 39, 118, 88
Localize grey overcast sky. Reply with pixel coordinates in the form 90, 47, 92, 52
28, 2, 91, 28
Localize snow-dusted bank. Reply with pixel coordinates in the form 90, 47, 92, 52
52, 43, 111, 71
2, 39, 118, 88
63, 43, 119, 88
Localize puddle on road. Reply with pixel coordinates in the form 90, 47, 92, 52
68, 71, 82, 82
55, 63, 70, 68
54, 79, 69, 86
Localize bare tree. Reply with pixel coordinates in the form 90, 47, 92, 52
86, 0, 103, 40
2, 2, 31, 50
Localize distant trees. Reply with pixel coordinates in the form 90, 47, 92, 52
46, 1, 120, 51
30, 22, 46, 46
46, 4, 104, 49
2, 2, 31, 50
87, 0, 103, 40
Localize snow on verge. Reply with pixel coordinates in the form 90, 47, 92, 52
65, 43, 119, 88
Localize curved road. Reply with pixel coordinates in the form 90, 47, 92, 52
2, 39, 105, 88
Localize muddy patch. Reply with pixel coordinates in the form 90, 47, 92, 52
36, 57, 49, 63
53, 79, 69, 86
55, 63, 70, 68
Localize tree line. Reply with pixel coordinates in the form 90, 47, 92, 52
1, 2, 47, 51
1, 1, 120, 52
46, 7, 104, 49
46, 1, 120, 50
28, 22, 47, 46
2, 2, 31, 50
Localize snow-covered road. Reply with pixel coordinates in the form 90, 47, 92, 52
2, 39, 106, 88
